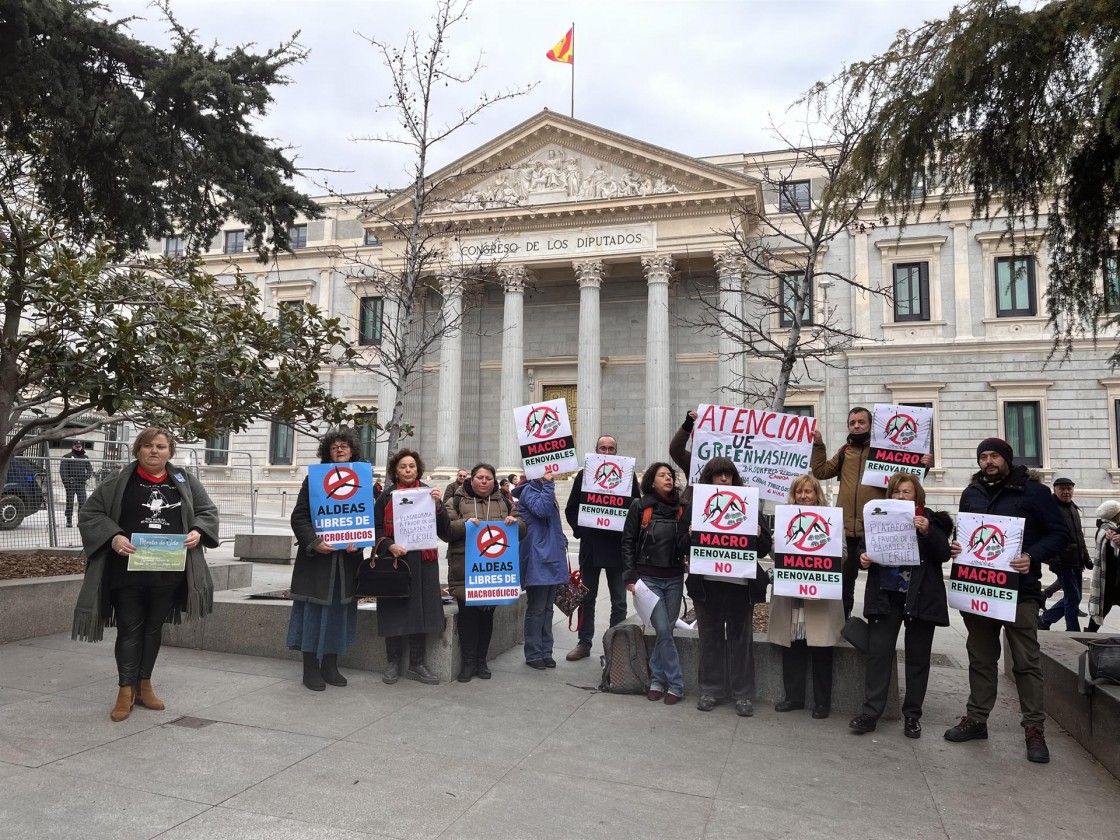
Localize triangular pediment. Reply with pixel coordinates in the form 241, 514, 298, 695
368, 110, 761, 221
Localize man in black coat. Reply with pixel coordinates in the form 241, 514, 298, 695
1040, 477, 1092, 631
60, 441, 94, 527
944, 438, 1069, 764
563, 434, 640, 661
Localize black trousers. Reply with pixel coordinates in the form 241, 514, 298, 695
111, 584, 179, 687
456, 603, 495, 662
782, 640, 834, 710
64, 485, 87, 521
693, 582, 755, 701
576, 564, 627, 648
863, 594, 936, 720
842, 537, 864, 619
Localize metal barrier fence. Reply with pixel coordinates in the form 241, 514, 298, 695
0, 454, 255, 551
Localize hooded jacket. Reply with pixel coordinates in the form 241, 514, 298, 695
438, 482, 526, 602
513, 479, 569, 587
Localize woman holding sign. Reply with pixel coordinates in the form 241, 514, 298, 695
73, 427, 219, 722
288, 430, 366, 691
622, 462, 690, 704
849, 473, 950, 739
768, 474, 843, 719
374, 449, 445, 685
439, 463, 525, 682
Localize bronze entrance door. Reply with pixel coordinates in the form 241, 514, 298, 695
540, 384, 578, 478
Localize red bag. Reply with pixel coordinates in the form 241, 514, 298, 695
554, 567, 590, 630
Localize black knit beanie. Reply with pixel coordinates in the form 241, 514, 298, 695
976, 437, 1014, 465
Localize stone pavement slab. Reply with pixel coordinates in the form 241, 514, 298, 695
154, 808, 389, 840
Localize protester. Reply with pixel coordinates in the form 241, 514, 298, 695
1039, 477, 1092, 631
685, 457, 772, 716
374, 449, 445, 685
443, 469, 468, 502
944, 438, 1068, 763
60, 441, 94, 527
848, 472, 950, 739
72, 427, 219, 721
439, 463, 525, 682
622, 462, 689, 704
287, 430, 365, 691
768, 474, 844, 719
1089, 500, 1120, 632
514, 475, 569, 669
563, 434, 640, 661
499, 479, 515, 508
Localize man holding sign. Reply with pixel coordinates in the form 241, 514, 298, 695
943, 438, 1069, 764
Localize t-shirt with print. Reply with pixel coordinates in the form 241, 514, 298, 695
109, 468, 188, 589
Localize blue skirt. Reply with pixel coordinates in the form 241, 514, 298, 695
286, 575, 357, 658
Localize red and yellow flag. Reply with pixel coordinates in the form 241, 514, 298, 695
546, 28, 574, 64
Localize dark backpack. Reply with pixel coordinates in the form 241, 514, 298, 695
598, 624, 651, 694
835, 444, 849, 474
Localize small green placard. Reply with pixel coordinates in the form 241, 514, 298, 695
127, 533, 188, 572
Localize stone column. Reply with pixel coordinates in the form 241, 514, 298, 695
642, 255, 675, 466
715, 250, 746, 396
435, 274, 464, 473
498, 265, 532, 472
950, 221, 973, 340
375, 294, 402, 473
574, 260, 607, 453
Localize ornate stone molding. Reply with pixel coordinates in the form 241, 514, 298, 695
714, 250, 746, 287
497, 264, 534, 292
641, 254, 676, 285
573, 260, 609, 288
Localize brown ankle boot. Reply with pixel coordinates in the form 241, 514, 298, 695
110, 686, 134, 722
134, 679, 165, 710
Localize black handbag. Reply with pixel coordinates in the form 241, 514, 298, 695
355, 554, 411, 598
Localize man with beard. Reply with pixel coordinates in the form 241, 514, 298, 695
443, 469, 467, 502
943, 438, 1068, 764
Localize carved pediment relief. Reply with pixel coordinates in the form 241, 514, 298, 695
434, 145, 680, 213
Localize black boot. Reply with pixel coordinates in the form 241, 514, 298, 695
302, 652, 325, 691
320, 653, 347, 687
457, 656, 476, 682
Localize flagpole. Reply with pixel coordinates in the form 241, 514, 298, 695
570, 22, 575, 118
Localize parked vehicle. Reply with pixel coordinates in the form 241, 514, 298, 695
0, 458, 47, 529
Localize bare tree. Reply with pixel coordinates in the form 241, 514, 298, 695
681, 78, 888, 411
330, 0, 535, 457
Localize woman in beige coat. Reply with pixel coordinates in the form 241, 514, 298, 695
767, 474, 844, 718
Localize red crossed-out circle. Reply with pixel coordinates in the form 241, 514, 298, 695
476, 525, 509, 558
593, 461, 623, 490
968, 524, 1006, 562
525, 406, 561, 439
786, 511, 831, 552
324, 466, 361, 500
885, 413, 919, 446
703, 490, 747, 531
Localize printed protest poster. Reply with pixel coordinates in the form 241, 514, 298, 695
307, 461, 377, 547
688, 404, 817, 502
772, 504, 844, 600
127, 533, 187, 572
513, 398, 579, 479
464, 521, 521, 605
391, 487, 438, 550
862, 499, 920, 566
689, 485, 760, 579
577, 453, 636, 532
947, 511, 1025, 622
862, 403, 934, 488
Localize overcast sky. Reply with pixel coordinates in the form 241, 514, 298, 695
104, 0, 970, 195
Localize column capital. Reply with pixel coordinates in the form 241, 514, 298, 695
641, 254, 676, 285
573, 260, 609, 289
497, 264, 534, 292
438, 273, 465, 298
714, 250, 746, 287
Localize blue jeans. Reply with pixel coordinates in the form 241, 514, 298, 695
1041, 568, 1082, 631
524, 585, 558, 661
643, 575, 685, 696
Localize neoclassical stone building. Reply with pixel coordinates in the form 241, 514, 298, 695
170, 111, 1120, 512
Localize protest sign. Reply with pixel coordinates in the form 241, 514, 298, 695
947, 512, 1025, 622
464, 521, 521, 605
689, 484, 760, 579
513, 398, 579, 479
576, 453, 637, 532
862, 403, 934, 488
391, 488, 438, 550
772, 504, 844, 600
862, 499, 920, 566
127, 533, 187, 572
688, 404, 817, 502
307, 461, 377, 547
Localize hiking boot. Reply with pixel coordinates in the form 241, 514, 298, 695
944, 715, 988, 742
1025, 726, 1050, 763
566, 644, 591, 661
696, 694, 717, 712
848, 713, 878, 733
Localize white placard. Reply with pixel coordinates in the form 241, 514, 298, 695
947, 512, 1026, 622
391, 488, 438, 550
861, 403, 934, 489
576, 453, 637, 532
513, 398, 579, 479
688, 484, 760, 579
862, 499, 920, 566
771, 504, 844, 600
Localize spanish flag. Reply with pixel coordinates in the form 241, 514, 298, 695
546, 28, 574, 64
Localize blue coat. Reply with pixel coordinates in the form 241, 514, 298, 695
514, 480, 569, 587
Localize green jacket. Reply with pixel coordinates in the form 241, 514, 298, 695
72, 462, 220, 642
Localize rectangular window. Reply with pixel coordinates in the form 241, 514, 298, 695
1105, 253, 1120, 313
205, 431, 229, 466
164, 235, 185, 257
1004, 401, 1042, 467
363, 231, 381, 246
269, 422, 294, 466
783, 405, 814, 417
277, 300, 304, 343
288, 224, 307, 249
223, 230, 245, 254
995, 256, 1037, 317
355, 412, 377, 466
778, 180, 811, 213
893, 262, 930, 321
779, 270, 813, 328
901, 401, 935, 462
359, 297, 383, 346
